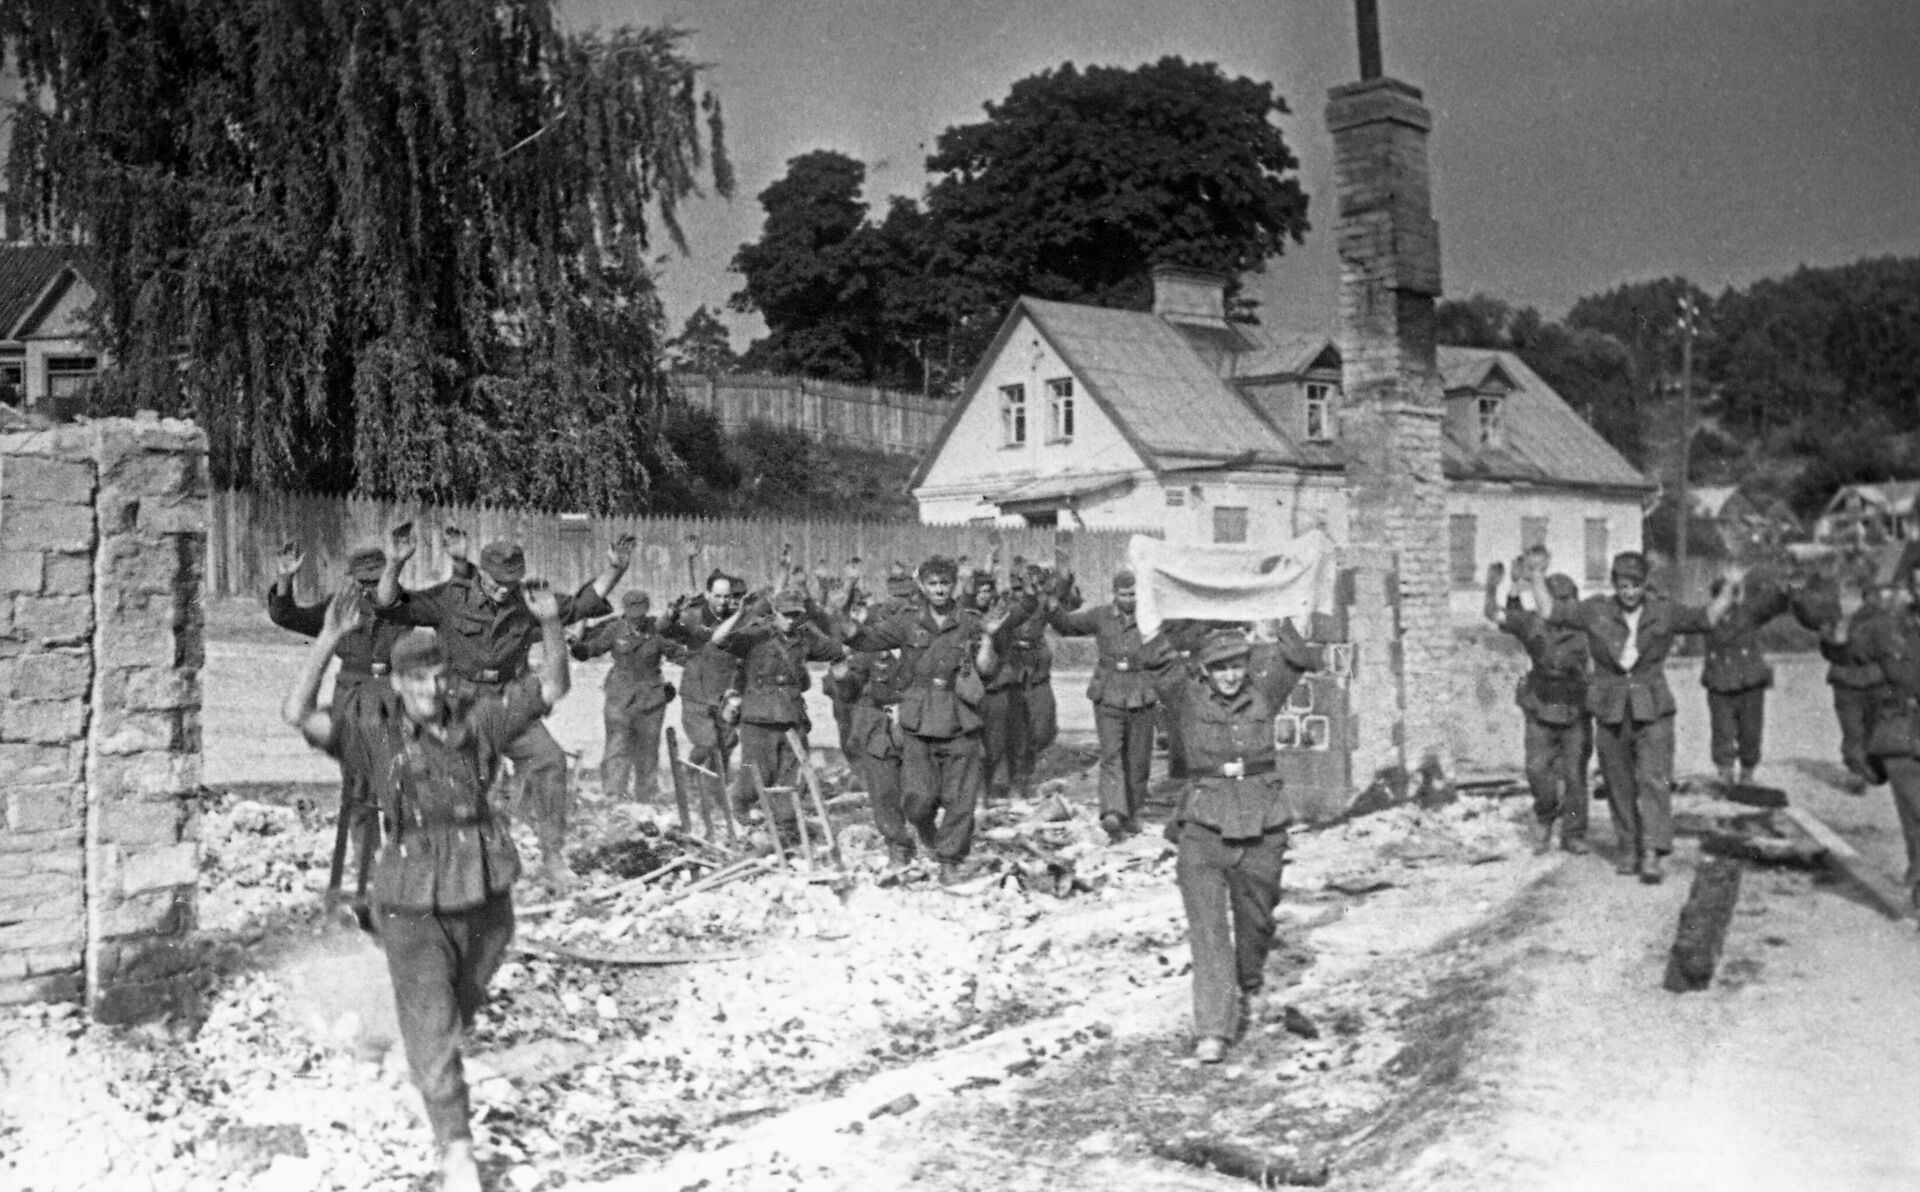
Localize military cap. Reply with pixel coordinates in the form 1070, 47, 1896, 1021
479, 541, 526, 585
918, 555, 959, 582
1197, 629, 1252, 667
345, 546, 387, 582
973, 572, 999, 593
389, 629, 446, 675
771, 589, 808, 615
1545, 573, 1579, 602
1610, 551, 1650, 584
621, 591, 650, 610
1112, 569, 1138, 592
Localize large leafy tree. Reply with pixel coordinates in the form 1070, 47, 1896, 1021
0, 1, 731, 510
729, 57, 1310, 388
666, 305, 740, 375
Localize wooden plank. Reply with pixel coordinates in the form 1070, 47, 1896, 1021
1663, 857, 1743, 993
1781, 804, 1914, 921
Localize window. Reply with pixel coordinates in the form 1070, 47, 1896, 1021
1305, 383, 1335, 443
1047, 377, 1074, 441
1213, 506, 1248, 544
1449, 514, 1478, 589
1521, 516, 1549, 552
1476, 395, 1502, 447
1584, 518, 1609, 586
1000, 383, 1026, 446
0, 354, 22, 406
45, 355, 99, 400
1164, 488, 1185, 507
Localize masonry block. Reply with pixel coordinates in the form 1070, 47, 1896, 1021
0, 895, 84, 950
94, 751, 200, 799
10, 649, 90, 700
118, 666, 199, 711
6, 782, 83, 833
97, 886, 194, 939
96, 798, 185, 848
12, 594, 92, 644
40, 551, 88, 595
0, 549, 45, 593
97, 620, 182, 668
1, 455, 95, 504
0, 698, 87, 743
0, 742, 82, 786
110, 842, 201, 896
95, 710, 184, 755
136, 497, 209, 536
1, 498, 97, 552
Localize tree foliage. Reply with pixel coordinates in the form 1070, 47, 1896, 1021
728, 57, 1310, 389
0, 1, 731, 510
666, 305, 740, 375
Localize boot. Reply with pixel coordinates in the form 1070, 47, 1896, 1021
1615, 848, 1641, 876
537, 825, 579, 894
1194, 1037, 1228, 1064
439, 1140, 481, 1192
1735, 763, 1755, 786
1101, 812, 1128, 845
1716, 764, 1737, 787
1532, 818, 1556, 856
1639, 850, 1665, 885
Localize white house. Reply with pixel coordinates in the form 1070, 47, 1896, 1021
910, 266, 1653, 621
0, 246, 103, 419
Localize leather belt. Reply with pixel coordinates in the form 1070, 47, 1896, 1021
1198, 759, 1276, 779
457, 667, 522, 686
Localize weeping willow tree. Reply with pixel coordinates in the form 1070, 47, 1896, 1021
0, 1, 731, 510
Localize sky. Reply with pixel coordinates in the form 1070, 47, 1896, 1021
559, 0, 1920, 344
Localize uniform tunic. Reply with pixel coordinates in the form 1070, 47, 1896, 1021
1699, 583, 1790, 771
1794, 586, 1886, 784
326, 681, 548, 1147
1047, 603, 1175, 822
1169, 660, 1312, 1043
846, 606, 993, 863
833, 650, 911, 851
664, 601, 748, 772
571, 615, 681, 802
1550, 593, 1714, 856
1844, 607, 1920, 890
1003, 601, 1059, 777
981, 594, 1044, 799
1497, 607, 1592, 835
725, 618, 845, 826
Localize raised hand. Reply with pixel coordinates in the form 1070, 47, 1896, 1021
322, 584, 370, 639
608, 532, 637, 568
274, 541, 306, 580
1486, 561, 1506, 587
980, 594, 1014, 635
522, 579, 561, 622
388, 521, 417, 564
843, 557, 864, 586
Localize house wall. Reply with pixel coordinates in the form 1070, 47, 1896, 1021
1442, 485, 1645, 619
9, 274, 100, 413
914, 313, 1145, 521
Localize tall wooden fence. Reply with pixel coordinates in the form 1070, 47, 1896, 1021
668, 373, 951, 456
208, 489, 1152, 603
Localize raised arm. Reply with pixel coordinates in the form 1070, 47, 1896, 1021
281, 587, 368, 749
265, 542, 327, 637
523, 583, 572, 708
374, 522, 416, 609
591, 533, 637, 602
1483, 561, 1509, 627
1046, 599, 1103, 637
569, 618, 619, 662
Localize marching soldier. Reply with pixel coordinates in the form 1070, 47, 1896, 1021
374, 525, 627, 892
569, 592, 682, 804
1048, 570, 1175, 843
1795, 574, 1889, 793
712, 587, 845, 842
1167, 628, 1322, 1064
1838, 562, 1920, 904
1485, 561, 1593, 854
283, 584, 572, 1192
1698, 572, 1792, 785
971, 570, 1028, 802
843, 556, 1010, 886
1536, 552, 1732, 883
831, 633, 913, 871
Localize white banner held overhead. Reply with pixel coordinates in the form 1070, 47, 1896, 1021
1127, 529, 1338, 637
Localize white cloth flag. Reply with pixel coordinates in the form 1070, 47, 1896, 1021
1128, 529, 1339, 637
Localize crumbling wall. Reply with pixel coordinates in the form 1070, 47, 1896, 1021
0, 417, 208, 1018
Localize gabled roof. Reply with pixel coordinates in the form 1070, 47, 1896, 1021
911, 297, 1303, 489
1824, 481, 1920, 516
1228, 326, 1339, 378
1441, 353, 1520, 394
1691, 485, 1740, 519
1438, 347, 1651, 492
0, 246, 92, 342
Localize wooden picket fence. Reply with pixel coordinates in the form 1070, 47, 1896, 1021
668, 373, 951, 456
208, 489, 1153, 603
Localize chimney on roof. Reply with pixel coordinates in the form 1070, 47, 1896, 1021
1150, 264, 1232, 332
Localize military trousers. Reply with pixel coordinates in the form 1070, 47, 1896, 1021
500, 718, 570, 851
1834, 685, 1879, 783
1592, 713, 1676, 856
736, 721, 806, 830
1022, 681, 1058, 762
1707, 686, 1767, 770
901, 731, 983, 864
376, 892, 515, 1146
847, 706, 910, 852
1175, 821, 1287, 1041
1095, 704, 1158, 822
1878, 757, 1920, 894
601, 701, 667, 803
1524, 714, 1591, 837
980, 686, 1029, 800
1156, 679, 1190, 779
681, 703, 739, 776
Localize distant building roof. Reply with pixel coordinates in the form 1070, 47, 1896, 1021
1691, 485, 1739, 519
1826, 481, 1920, 516
1438, 348, 1650, 492
0, 245, 93, 341
1228, 326, 1339, 379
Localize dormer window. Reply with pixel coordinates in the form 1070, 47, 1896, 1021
1047, 377, 1075, 442
1305, 383, 1335, 443
1476, 394, 1503, 448
1001, 383, 1027, 446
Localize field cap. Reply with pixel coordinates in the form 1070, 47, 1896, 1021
1198, 629, 1252, 667
346, 547, 387, 582
479, 541, 526, 585
389, 629, 446, 675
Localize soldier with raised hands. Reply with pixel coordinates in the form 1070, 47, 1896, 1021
284, 583, 570, 1192
843, 556, 1012, 887
1486, 556, 1593, 855
373, 523, 627, 892
662, 569, 749, 781
570, 591, 683, 804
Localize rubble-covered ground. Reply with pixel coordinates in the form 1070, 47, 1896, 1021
0, 745, 1552, 1192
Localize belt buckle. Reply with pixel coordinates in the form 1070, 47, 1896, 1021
1115, 660, 1131, 672
369, 662, 391, 677
932, 678, 949, 689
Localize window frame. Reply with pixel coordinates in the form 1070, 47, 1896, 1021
1000, 383, 1027, 447
1213, 505, 1249, 545
1046, 377, 1075, 443
1304, 382, 1335, 443
1476, 394, 1502, 448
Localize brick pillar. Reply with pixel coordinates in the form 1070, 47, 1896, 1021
0, 416, 208, 1019
1327, 77, 1451, 783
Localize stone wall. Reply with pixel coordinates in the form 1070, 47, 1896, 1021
0, 416, 208, 1019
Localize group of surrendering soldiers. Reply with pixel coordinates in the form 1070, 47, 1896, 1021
270, 521, 1920, 1187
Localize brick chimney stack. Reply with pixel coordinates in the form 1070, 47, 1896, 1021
1325, 2, 1451, 783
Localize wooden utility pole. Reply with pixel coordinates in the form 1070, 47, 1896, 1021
1676, 296, 1699, 598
